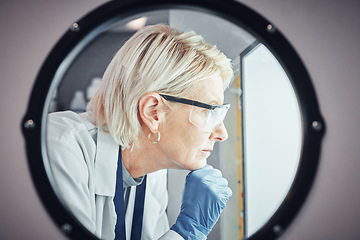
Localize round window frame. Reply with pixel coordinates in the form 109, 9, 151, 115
22, 0, 325, 239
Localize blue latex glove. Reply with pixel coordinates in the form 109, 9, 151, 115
171, 165, 232, 240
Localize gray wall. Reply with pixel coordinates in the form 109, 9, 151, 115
1, 0, 360, 240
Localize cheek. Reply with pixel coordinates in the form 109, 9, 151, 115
161, 108, 209, 166
170, 126, 199, 154
177, 121, 204, 146
177, 128, 210, 162
163, 125, 201, 157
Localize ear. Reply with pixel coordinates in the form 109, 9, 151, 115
138, 92, 164, 133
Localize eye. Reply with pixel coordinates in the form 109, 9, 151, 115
203, 109, 215, 123
193, 107, 209, 116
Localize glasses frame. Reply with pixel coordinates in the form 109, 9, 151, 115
160, 94, 230, 110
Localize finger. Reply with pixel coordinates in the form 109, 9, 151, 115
187, 164, 214, 179
208, 184, 232, 202
202, 174, 228, 186
207, 168, 222, 178
216, 185, 232, 198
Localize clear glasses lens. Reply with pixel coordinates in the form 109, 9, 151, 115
189, 105, 230, 132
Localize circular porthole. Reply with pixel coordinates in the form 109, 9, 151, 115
22, 0, 325, 239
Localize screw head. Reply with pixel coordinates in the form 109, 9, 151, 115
312, 121, 323, 131
60, 223, 72, 234
273, 225, 283, 235
70, 22, 80, 31
267, 24, 276, 33
24, 119, 35, 129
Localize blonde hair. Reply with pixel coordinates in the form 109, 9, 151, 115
87, 24, 233, 149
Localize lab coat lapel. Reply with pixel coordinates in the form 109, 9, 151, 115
94, 130, 119, 196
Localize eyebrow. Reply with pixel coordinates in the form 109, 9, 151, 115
206, 94, 224, 105
208, 99, 223, 105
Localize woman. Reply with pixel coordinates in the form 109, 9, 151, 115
47, 24, 233, 240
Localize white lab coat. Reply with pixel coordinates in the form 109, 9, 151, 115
46, 111, 182, 240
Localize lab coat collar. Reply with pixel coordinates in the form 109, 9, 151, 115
79, 112, 143, 196
93, 128, 143, 196
94, 129, 119, 196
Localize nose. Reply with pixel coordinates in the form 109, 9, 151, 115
210, 122, 228, 142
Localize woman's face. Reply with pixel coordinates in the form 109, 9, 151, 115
158, 74, 229, 171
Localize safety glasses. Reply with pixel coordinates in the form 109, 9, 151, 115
160, 94, 230, 132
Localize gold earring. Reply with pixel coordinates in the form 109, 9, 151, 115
148, 130, 161, 144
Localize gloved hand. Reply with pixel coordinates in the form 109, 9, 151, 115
170, 165, 232, 240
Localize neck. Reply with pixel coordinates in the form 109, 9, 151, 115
121, 134, 172, 178
121, 148, 148, 179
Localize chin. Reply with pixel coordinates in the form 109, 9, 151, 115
189, 159, 207, 171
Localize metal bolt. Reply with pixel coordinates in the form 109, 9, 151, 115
70, 22, 80, 31
267, 24, 276, 33
312, 121, 323, 131
24, 119, 35, 129
273, 225, 283, 235
60, 223, 72, 234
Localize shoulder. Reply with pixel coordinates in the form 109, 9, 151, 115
47, 111, 96, 142
46, 111, 98, 171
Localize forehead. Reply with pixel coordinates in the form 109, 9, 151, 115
191, 74, 224, 105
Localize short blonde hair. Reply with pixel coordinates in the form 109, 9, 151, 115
87, 24, 233, 149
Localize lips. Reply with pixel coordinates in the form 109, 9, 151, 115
202, 149, 213, 152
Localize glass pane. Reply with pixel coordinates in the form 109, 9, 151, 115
242, 44, 302, 237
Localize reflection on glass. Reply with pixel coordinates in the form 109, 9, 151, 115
44, 8, 302, 240
241, 44, 302, 237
